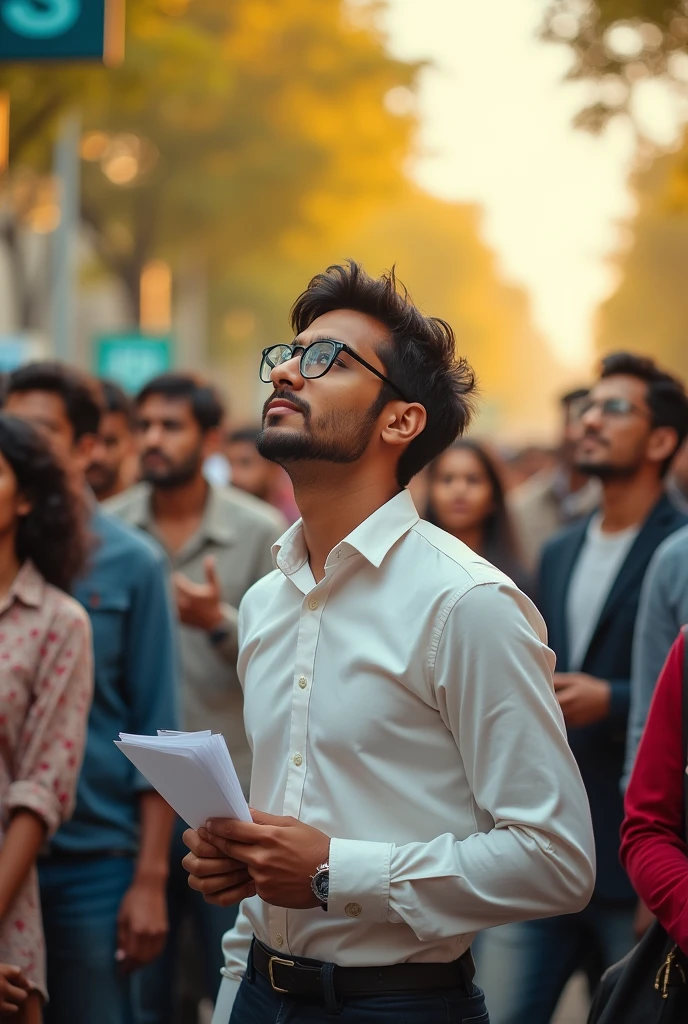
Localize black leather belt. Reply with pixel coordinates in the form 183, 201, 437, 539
252, 938, 475, 997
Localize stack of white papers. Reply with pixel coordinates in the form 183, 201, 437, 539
115, 730, 251, 830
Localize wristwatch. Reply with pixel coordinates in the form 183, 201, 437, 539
208, 622, 231, 646
310, 862, 329, 911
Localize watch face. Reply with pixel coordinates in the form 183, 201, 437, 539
312, 870, 329, 903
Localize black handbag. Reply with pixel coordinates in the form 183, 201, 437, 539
587, 626, 688, 1023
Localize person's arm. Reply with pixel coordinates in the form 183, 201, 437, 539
117, 546, 180, 972
620, 631, 688, 951
1, 604, 92, 918
624, 545, 685, 787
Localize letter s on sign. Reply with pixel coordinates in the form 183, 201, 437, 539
1, 0, 80, 38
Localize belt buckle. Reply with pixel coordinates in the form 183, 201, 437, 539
268, 955, 295, 994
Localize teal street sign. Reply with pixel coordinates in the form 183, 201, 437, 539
0, 0, 122, 62
95, 335, 173, 395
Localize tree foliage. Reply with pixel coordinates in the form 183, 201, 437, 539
541, 0, 688, 132
595, 133, 688, 376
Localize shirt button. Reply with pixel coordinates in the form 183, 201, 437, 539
308, 598, 318, 611
292, 753, 303, 767
298, 676, 308, 689
275, 934, 284, 947
345, 903, 362, 918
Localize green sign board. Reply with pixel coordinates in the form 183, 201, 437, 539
95, 335, 173, 395
0, 0, 121, 62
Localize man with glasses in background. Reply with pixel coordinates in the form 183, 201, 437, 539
477, 352, 688, 1024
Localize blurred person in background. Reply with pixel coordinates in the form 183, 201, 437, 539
86, 380, 138, 502
620, 628, 688, 993
510, 388, 600, 572
4, 363, 179, 1024
107, 374, 285, 1022
226, 425, 299, 524
477, 352, 688, 1024
425, 438, 528, 591
182, 261, 594, 1024
0, 414, 93, 1024
668, 437, 688, 513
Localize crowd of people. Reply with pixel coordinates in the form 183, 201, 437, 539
0, 259, 688, 1023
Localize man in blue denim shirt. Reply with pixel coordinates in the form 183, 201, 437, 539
5, 363, 179, 1024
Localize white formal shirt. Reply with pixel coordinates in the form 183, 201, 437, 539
212, 490, 595, 1020
566, 514, 640, 671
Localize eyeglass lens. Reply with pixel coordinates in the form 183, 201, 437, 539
260, 341, 337, 382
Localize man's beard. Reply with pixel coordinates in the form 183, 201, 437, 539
140, 448, 203, 489
574, 458, 642, 482
257, 390, 385, 467
86, 463, 119, 497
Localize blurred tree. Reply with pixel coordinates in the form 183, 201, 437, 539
595, 133, 688, 376
1, 0, 417, 322
541, 0, 688, 132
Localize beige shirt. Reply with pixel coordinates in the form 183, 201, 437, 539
105, 483, 286, 791
214, 490, 595, 1018
510, 469, 600, 572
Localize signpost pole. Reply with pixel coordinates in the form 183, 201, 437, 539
51, 112, 80, 362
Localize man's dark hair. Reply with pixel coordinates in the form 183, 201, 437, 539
600, 351, 688, 475
290, 261, 477, 487
136, 373, 225, 432
227, 425, 261, 446
101, 379, 135, 428
561, 387, 589, 407
7, 361, 102, 439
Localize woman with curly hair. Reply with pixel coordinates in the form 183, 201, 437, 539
0, 414, 93, 1022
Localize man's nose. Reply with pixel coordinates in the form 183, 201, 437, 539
270, 354, 304, 391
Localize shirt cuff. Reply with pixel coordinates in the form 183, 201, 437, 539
6, 780, 62, 836
328, 837, 392, 924
212, 976, 241, 1024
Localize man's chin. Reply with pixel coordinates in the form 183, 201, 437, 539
574, 460, 631, 481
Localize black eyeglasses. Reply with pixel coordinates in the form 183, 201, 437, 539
259, 340, 411, 403
580, 397, 651, 420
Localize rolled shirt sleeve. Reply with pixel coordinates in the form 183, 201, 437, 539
6, 603, 93, 835
328, 582, 595, 938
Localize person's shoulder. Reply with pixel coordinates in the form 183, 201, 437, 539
219, 485, 288, 534
652, 522, 688, 568
510, 468, 556, 510
43, 581, 92, 636
540, 516, 589, 560
239, 565, 283, 616
408, 520, 512, 590
103, 481, 150, 520
91, 504, 166, 569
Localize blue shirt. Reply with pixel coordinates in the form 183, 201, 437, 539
51, 505, 179, 854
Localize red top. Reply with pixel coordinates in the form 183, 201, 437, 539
620, 630, 688, 952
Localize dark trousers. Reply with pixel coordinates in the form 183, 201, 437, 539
229, 964, 489, 1023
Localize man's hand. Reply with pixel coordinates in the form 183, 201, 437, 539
174, 555, 224, 632
0, 964, 28, 1015
184, 809, 331, 910
554, 672, 611, 728
116, 877, 169, 974
182, 830, 256, 907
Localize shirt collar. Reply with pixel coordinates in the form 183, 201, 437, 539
125, 481, 236, 546
2, 560, 45, 611
272, 489, 419, 576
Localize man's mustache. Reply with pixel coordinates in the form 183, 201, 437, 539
141, 448, 172, 463
262, 390, 311, 421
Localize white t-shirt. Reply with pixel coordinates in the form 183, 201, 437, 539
566, 514, 640, 671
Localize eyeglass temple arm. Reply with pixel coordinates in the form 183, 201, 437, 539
344, 348, 410, 402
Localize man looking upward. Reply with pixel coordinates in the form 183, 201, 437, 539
183, 262, 595, 1024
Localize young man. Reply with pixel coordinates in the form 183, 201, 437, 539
4, 362, 179, 1024
226, 425, 299, 524
478, 352, 688, 1023
106, 374, 286, 1020
86, 379, 137, 501
182, 262, 595, 1024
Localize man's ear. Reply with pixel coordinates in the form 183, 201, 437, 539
647, 426, 679, 470
380, 403, 427, 449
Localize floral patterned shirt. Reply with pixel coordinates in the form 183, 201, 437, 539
0, 561, 93, 998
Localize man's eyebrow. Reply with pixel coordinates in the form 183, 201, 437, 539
292, 333, 342, 345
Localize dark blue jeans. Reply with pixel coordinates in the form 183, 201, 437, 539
229, 966, 489, 1023
39, 854, 137, 1024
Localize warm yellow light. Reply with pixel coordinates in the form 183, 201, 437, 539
0, 93, 9, 174
140, 259, 172, 332
80, 131, 111, 161
103, 153, 139, 184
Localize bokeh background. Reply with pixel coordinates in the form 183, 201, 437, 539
1, 0, 688, 440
